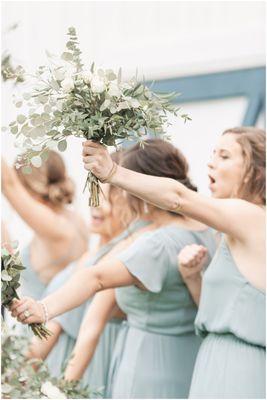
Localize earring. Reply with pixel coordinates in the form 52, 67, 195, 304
143, 202, 149, 214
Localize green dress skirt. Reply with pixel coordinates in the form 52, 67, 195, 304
189, 238, 266, 399
106, 225, 217, 398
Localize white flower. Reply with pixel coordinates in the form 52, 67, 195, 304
117, 101, 130, 111
90, 76, 106, 94
41, 381, 66, 399
130, 99, 140, 108
108, 82, 122, 98
81, 70, 92, 84
124, 96, 140, 109
61, 77, 74, 93
53, 68, 65, 81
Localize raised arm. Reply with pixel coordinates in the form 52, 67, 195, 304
64, 289, 118, 381
82, 141, 265, 243
10, 257, 138, 324
1, 158, 73, 240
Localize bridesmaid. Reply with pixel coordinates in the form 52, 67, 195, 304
1, 151, 88, 299
81, 126, 266, 399
11, 139, 217, 398
26, 152, 134, 388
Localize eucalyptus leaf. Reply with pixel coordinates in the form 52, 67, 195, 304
58, 140, 67, 152
1, 248, 10, 257
17, 115, 26, 124
61, 52, 73, 61
11, 126, 18, 134
23, 93, 31, 101
21, 165, 32, 175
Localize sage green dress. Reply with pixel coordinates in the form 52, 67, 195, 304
43, 220, 149, 397
106, 225, 217, 399
189, 237, 266, 399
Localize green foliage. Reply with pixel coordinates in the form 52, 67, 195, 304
1, 330, 97, 398
1, 245, 52, 340
1, 52, 25, 83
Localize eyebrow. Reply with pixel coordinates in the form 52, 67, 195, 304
213, 148, 231, 154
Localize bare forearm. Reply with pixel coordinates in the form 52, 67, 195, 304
64, 334, 99, 381
184, 275, 202, 305
43, 269, 99, 320
111, 165, 184, 211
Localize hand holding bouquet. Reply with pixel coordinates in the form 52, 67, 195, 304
1, 243, 52, 339
6, 27, 190, 206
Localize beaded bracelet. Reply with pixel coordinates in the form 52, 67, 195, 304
38, 301, 49, 325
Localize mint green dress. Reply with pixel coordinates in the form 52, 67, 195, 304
106, 225, 217, 399
20, 246, 46, 299
189, 238, 266, 399
43, 220, 149, 396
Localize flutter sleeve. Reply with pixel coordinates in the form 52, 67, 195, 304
116, 230, 171, 293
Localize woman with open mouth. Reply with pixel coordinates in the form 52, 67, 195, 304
79, 126, 265, 399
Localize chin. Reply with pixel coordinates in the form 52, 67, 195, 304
89, 223, 105, 235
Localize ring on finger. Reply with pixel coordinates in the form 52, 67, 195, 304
24, 310, 31, 318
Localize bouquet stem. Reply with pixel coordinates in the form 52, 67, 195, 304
83, 171, 100, 207
30, 323, 52, 340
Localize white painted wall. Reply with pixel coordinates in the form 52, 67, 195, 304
1, 1, 265, 247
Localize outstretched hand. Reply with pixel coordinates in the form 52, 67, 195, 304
9, 297, 45, 325
82, 141, 115, 182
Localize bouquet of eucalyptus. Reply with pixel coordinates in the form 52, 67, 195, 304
1, 243, 52, 340
6, 27, 190, 206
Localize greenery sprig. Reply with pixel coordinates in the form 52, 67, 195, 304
1, 330, 98, 398
1, 243, 52, 340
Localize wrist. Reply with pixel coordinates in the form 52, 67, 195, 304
100, 162, 118, 184
38, 300, 49, 324
183, 273, 202, 283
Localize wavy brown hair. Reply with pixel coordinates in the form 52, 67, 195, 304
223, 127, 266, 204
121, 138, 197, 216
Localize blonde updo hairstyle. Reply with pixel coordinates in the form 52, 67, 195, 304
15, 150, 75, 207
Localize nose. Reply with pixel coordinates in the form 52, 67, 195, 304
207, 160, 214, 169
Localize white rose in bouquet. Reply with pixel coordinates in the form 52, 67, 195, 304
61, 77, 74, 93
90, 75, 106, 93
81, 70, 92, 83
41, 381, 66, 399
53, 67, 65, 81
108, 82, 122, 98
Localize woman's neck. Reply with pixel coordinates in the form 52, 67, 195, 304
139, 208, 180, 228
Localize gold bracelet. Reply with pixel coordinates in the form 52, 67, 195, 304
100, 162, 118, 183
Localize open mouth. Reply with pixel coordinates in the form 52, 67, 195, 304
208, 175, 216, 186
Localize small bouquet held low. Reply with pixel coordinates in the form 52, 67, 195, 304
1, 243, 51, 340
6, 27, 190, 206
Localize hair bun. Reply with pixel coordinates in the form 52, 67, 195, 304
48, 177, 74, 206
